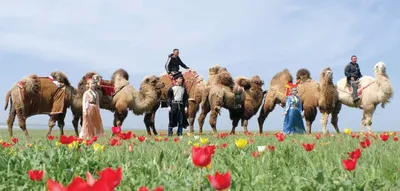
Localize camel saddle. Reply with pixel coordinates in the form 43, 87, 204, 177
100, 81, 115, 96
345, 81, 375, 97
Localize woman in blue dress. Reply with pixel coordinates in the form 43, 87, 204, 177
283, 88, 306, 134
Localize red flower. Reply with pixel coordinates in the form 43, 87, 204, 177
2, 142, 13, 148
342, 158, 357, 171
12, 137, 18, 144
111, 126, 121, 134
28, 170, 44, 181
275, 132, 285, 142
109, 138, 122, 146
137, 186, 164, 191
164, 137, 168, 141
86, 140, 93, 146
98, 167, 123, 188
267, 145, 275, 151
191, 145, 216, 167
47, 135, 54, 140
92, 136, 98, 142
118, 131, 133, 140
217, 133, 229, 138
220, 143, 228, 149
173, 137, 180, 143
60, 135, 75, 145
302, 143, 315, 152
138, 136, 146, 142
314, 134, 321, 140
347, 148, 361, 159
380, 133, 389, 141
360, 138, 371, 148
394, 137, 398, 142
252, 152, 260, 158
207, 171, 231, 190
47, 176, 110, 191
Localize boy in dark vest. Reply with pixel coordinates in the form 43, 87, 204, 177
167, 72, 189, 136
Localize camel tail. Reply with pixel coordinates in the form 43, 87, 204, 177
4, 90, 11, 111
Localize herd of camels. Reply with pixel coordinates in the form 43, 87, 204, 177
4, 61, 393, 138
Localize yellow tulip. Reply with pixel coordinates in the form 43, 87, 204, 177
344, 128, 351, 135
155, 136, 163, 141
200, 137, 209, 145
193, 143, 200, 147
235, 138, 248, 149
187, 141, 193, 145
55, 141, 62, 147
207, 163, 212, 170
93, 143, 104, 152
68, 141, 79, 150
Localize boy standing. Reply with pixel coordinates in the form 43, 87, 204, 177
167, 72, 189, 136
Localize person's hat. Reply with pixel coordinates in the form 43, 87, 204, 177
290, 87, 298, 93
172, 71, 183, 80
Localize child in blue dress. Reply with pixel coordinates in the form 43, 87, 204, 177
283, 88, 306, 134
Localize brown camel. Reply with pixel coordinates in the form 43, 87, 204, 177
336, 61, 393, 133
296, 68, 320, 133
112, 69, 165, 130
257, 69, 293, 133
198, 66, 265, 134
4, 72, 74, 138
69, 72, 113, 136
318, 68, 341, 134
143, 69, 206, 135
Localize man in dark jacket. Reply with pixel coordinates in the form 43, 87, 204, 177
167, 72, 189, 136
344, 55, 363, 102
165, 49, 190, 75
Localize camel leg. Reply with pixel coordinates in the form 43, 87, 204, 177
209, 106, 220, 135
188, 101, 199, 134
320, 112, 329, 134
331, 102, 341, 133
198, 101, 210, 135
46, 115, 57, 137
150, 112, 158, 135
304, 107, 317, 134
6, 105, 17, 138
72, 114, 81, 137
144, 112, 154, 135
57, 112, 66, 136
230, 118, 240, 135
15, 108, 30, 138
113, 110, 128, 127
360, 114, 366, 133
257, 96, 277, 134
241, 119, 249, 133
363, 104, 377, 134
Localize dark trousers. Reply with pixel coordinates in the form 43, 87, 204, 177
168, 126, 183, 136
350, 80, 359, 100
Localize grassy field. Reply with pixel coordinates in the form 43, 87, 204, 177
1, 129, 400, 190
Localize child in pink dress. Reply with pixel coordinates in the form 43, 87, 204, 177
79, 78, 105, 139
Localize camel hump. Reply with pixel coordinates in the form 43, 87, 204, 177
50, 71, 71, 86
296, 68, 311, 80
20, 74, 39, 97
234, 76, 251, 90
112, 68, 129, 82
216, 72, 234, 88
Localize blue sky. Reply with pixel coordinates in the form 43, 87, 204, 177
0, 0, 398, 133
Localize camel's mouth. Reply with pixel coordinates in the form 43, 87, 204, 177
156, 82, 165, 89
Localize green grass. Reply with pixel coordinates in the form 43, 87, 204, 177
1, 129, 400, 190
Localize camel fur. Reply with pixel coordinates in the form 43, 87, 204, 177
257, 69, 293, 133
4, 71, 74, 138
112, 72, 165, 129
318, 68, 341, 134
144, 68, 205, 135
198, 65, 265, 134
296, 68, 320, 133
336, 61, 393, 133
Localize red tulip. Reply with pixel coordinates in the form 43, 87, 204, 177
217, 133, 229, 138
137, 186, 164, 191
109, 138, 122, 146
207, 171, 231, 190
380, 133, 389, 141
47, 135, 54, 140
60, 135, 75, 145
28, 170, 44, 181
191, 145, 216, 167
173, 137, 180, 143
267, 145, 275, 151
111, 126, 121, 134
314, 134, 321, 140
220, 143, 228, 149
86, 140, 93, 146
360, 138, 371, 148
138, 136, 146, 142
118, 131, 133, 140
47, 176, 110, 191
98, 167, 123, 188
252, 152, 260, 158
302, 143, 315, 152
394, 137, 398, 142
92, 136, 98, 142
275, 132, 285, 142
347, 148, 361, 159
12, 137, 18, 144
342, 158, 357, 171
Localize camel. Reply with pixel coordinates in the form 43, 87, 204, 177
111, 69, 165, 130
69, 72, 113, 136
336, 61, 393, 133
4, 72, 74, 138
197, 66, 265, 134
143, 69, 206, 135
318, 68, 341, 134
295, 69, 320, 133
257, 69, 293, 133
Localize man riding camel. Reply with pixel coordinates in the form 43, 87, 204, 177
344, 55, 363, 102
165, 48, 190, 76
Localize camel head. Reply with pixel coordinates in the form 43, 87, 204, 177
374, 61, 387, 75
141, 75, 165, 90
209, 64, 222, 75
320, 67, 333, 82
296, 68, 311, 82
250, 75, 264, 90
